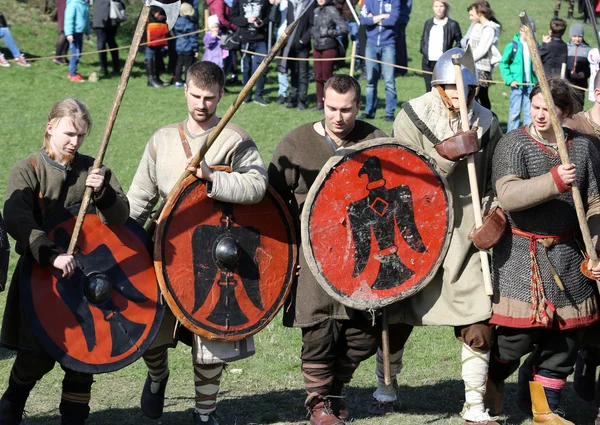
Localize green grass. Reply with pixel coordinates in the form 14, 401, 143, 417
0, 0, 598, 423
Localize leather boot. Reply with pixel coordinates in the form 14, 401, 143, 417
0, 382, 34, 425
146, 58, 163, 88
483, 378, 504, 416
307, 399, 344, 425
141, 372, 169, 419
530, 381, 574, 424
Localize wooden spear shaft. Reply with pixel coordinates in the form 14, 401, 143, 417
67, 5, 151, 254
519, 11, 599, 271
145, 2, 311, 231
451, 54, 494, 296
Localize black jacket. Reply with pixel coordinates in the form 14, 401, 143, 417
93, 0, 122, 28
539, 36, 568, 78
286, 0, 315, 52
419, 17, 461, 65
312, 1, 347, 52
230, 0, 272, 43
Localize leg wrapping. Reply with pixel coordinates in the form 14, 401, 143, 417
194, 364, 223, 415
461, 343, 495, 423
302, 362, 334, 407
373, 348, 403, 402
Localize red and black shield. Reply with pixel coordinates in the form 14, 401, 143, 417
154, 176, 297, 341
20, 204, 164, 374
302, 138, 453, 310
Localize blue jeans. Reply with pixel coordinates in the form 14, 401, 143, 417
0, 27, 21, 58
69, 33, 83, 76
278, 71, 288, 97
241, 41, 267, 98
365, 44, 397, 117
507, 85, 533, 132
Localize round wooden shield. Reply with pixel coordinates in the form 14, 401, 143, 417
20, 205, 165, 374
155, 176, 297, 341
302, 138, 453, 310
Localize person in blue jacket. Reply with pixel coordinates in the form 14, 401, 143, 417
64, 0, 91, 82
173, 2, 199, 87
359, 0, 400, 122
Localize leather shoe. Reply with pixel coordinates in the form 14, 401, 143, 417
330, 397, 348, 421
367, 397, 394, 416
308, 400, 344, 425
140, 372, 169, 419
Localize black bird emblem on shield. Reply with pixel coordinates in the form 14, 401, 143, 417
348, 156, 427, 290
191, 203, 264, 328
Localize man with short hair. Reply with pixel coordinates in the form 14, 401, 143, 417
127, 61, 268, 425
269, 74, 387, 425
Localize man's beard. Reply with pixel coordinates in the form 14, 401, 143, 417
62, 152, 75, 164
192, 108, 215, 123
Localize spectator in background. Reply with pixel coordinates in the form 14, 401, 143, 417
395, 0, 411, 76
359, 0, 399, 122
467, 1, 501, 110
566, 23, 591, 109
0, 25, 30, 67
207, 0, 239, 83
231, 0, 272, 105
271, 0, 290, 105
539, 18, 568, 78
64, 0, 91, 82
54, 0, 69, 65
499, 19, 537, 132
420, 0, 462, 92
555, 0, 575, 19
312, 0, 347, 112
174, 2, 199, 87
145, 6, 170, 88
92, 0, 123, 77
280, 0, 315, 110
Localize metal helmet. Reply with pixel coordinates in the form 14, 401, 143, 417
431, 47, 479, 88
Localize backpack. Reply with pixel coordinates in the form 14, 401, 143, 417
508, 40, 518, 64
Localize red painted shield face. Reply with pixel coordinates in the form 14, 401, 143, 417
302, 140, 453, 310
155, 177, 297, 341
21, 206, 164, 374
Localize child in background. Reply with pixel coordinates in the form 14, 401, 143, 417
499, 19, 538, 132
146, 6, 170, 88
203, 15, 225, 69
173, 2, 199, 87
64, 0, 91, 82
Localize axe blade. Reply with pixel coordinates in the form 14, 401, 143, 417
451, 45, 476, 78
145, 0, 181, 30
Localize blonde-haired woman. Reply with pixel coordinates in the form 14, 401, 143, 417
0, 97, 129, 425
420, 0, 462, 92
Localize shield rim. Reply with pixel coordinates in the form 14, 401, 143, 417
20, 204, 165, 374
301, 138, 454, 311
154, 175, 297, 341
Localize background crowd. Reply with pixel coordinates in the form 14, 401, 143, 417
2, 0, 600, 123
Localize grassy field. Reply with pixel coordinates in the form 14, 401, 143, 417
0, 0, 599, 423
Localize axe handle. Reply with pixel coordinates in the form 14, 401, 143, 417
68, 5, 151, 254
349, 41, 357, 77
381, 308, 392, 386
519, 11, 599, 275
451, 55, 493, 296
146, 1, 314, 232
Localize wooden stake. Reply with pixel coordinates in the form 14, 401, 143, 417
349, 40, 357, 77
519, 11, 599, 275
451, 52, 493, 296
381, 308, 391, 385
560, 62, 567, 79
68, 5, 151, 255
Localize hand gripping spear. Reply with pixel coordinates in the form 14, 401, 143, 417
519, 11, 600, 283
146, 0, 316, 232
451, 46, 494, 296
66, 0, 182, 255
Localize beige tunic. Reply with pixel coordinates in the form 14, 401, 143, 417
127, 120, 267, 364
386, 90, 503, 326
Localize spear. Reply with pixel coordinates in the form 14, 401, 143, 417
519, 11, 599, 276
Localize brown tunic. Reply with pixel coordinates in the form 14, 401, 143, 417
268, 121, 387, 328
1, 150, 129, 354
563, 111, 597, 139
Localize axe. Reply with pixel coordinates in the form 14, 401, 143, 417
67, 0, 181, 255
451, 46, 494, 296
519, 11, 600, 282
146, 0, 317, 232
